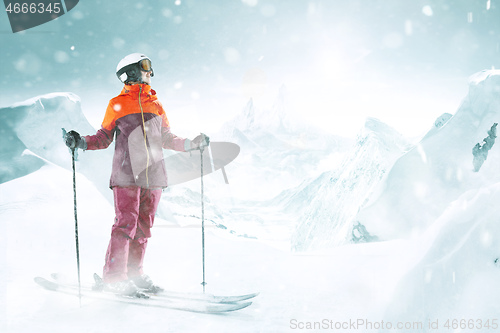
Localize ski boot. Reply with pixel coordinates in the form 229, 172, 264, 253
131, 274, 164, 294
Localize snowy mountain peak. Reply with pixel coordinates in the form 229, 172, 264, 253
468, 70, 500, 117
241, 98, 256, 130
357, 117, 411, 153
364, 117, 397, 133
468, 69, 500, 86
362, 117, 398, 140
220, 85, 297, 137
9, 92, 81, 108
0, 92, 113, 199
291, 117, 409, 251
272, 84, 288, 120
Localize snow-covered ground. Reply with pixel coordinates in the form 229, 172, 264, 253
1, 163, 420, 333
3, 70, 500, 332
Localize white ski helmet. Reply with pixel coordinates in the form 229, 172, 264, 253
116, 53, 154, 84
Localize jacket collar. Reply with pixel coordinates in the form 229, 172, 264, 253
121, 83, 155, 96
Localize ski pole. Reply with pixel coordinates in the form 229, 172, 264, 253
71, 147, 82, 306
200, 143, 207, 293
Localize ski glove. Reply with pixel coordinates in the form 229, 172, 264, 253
190, 133, 210, 150
64, 130, 87, 150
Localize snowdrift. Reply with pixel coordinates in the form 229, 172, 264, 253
381, 183, 500, 331
357, 70, 500, 240
0, 161, 410, 333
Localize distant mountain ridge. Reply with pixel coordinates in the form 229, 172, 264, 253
290, 117, 411, 251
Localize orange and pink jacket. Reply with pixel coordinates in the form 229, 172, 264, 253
84, 83, 190, 189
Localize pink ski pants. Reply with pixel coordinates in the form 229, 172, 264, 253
103, 186, 162, 283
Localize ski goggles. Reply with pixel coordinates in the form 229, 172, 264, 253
139, 59, 153, 73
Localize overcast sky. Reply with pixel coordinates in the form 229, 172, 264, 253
1, 0, 499, 137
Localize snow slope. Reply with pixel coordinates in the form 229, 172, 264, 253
381, 183, 500, 332
1, 163, 420, 333
3, 148, 500, 332
357, 70, 500, 240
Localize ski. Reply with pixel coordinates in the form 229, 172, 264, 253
35, 277, 252, 313
50, 273, 259, 304
153, 288, 259, 303
93, 273, 259, 303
